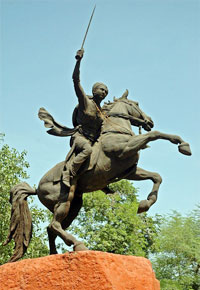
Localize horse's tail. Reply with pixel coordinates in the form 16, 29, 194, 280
3, 182, 37, 262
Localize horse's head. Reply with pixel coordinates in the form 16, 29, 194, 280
112, 90, 154, 131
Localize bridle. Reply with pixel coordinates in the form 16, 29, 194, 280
109, 99, 148, 123
93, 99, 147, 136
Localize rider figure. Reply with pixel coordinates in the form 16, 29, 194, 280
62, 49, 108, 187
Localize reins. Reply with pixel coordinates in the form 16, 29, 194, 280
92, 101, 135, 136
93, 100, 144, 136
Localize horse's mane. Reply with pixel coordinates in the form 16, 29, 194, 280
102, 89, 132, 114
102, 100, 116, 113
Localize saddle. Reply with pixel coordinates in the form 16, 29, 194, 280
53, 139, 101, 183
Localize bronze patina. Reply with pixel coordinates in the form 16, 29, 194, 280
4, 9, 192, 262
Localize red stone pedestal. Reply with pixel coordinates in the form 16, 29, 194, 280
0, 251, 160, 290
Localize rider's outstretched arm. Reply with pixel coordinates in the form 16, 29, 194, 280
72, 50, 87, 108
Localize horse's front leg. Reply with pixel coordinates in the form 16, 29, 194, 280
126, 166, 162, 213
121, 131, 191, 157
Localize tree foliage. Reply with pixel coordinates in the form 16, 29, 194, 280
152, 206, 200, 290
0, 140, 49, 264
69, 180, 158, 257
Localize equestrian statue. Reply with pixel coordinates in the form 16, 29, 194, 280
4, 8, 192, 262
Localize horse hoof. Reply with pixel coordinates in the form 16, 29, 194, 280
178, 142, 192, 156
73, 242, 88, 251
50, 250, 58, 255
137, 200, 150, 214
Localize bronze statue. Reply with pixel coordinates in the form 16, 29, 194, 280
4, 84, 192, 262
4, 8, 192, 262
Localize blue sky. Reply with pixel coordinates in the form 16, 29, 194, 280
1, 0, 200, 216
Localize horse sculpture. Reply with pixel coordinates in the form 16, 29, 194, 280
4, 90, 191, 262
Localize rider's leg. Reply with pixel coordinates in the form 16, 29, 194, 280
70, 142, 92, 176
121, 131, 191, 157
70, 133, 92, 176
126, 166, 162, 213
63, 135, 92, 187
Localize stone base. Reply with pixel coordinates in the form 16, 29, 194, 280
0, 251, 160, 290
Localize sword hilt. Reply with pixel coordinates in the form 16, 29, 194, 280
75, 49, 84, 60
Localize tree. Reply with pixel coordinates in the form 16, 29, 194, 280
152, 206, 200, 290
69, 180, 158, 257
0, 139, 49, 264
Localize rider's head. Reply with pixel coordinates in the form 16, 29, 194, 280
92, 82, 108, 102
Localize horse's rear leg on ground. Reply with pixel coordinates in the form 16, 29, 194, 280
47, 192, 84, 254
48, 183, 82, 250
127, 166, 162, 213
62, 193, 88, 251
47, 227, 58, 254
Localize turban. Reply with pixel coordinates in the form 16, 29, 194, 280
92, 82, 108, 95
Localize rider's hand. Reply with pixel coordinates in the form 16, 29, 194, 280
75, 49, 84, 60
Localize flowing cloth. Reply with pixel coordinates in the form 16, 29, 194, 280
38, 107, 99, 182
38, 107, 80, 137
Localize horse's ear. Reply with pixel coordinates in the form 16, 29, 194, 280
120, 89, 129, 99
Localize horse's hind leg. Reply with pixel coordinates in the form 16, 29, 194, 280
61, 193, 88, 251
47, 227, 58, 254
127, 166, 162, 213
47, 192, 87, 254
47, 190, 86, 254
48, 183, 81, 249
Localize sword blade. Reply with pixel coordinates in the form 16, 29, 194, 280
81, 5, 96, 49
